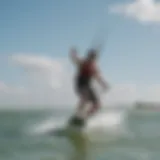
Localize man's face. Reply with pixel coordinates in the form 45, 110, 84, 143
87, 50, 98, 59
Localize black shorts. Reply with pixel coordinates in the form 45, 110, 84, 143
75, 76, 98, 103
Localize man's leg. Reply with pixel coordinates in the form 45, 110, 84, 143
69, 92, 89, 126
87, 101, 100, 117
76, 99, 87, 116
76, 89, 89, 118
87, 87, 100, 117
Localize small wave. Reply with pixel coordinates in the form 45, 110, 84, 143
25, 108, 129, 139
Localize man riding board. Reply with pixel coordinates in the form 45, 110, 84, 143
69, 47, 109, 126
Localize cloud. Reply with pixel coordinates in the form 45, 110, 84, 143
109, 0, 160, 23
0, 81, 27, 106
102, 84, 138, 105
139, 84, 160, 102
0, 81, 25, 94
0, 54, 76, 107
11, 54, 68, 89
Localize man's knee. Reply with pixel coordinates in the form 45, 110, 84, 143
88, 102, 100, 116
93, 101, 100, 109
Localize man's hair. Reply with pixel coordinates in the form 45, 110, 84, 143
87, 49, 98, 60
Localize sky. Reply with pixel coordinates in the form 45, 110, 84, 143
1, 0, 160, 108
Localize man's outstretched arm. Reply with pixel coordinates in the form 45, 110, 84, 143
69, 47, 82, 65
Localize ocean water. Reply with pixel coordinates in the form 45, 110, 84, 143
0, 108, 160, 160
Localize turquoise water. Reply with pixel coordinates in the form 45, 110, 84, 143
0, 109, 160, 160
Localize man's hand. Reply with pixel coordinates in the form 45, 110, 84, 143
69, 47, 81, 65
98, 77, 110, 93
70, 47, 77, 56
102, 82, 110, 92
93, 69, 110, 93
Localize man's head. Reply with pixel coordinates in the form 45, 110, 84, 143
86, 49, 98, 61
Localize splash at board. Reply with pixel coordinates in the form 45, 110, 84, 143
47, 114, 87, 137
47, 106, 91, 136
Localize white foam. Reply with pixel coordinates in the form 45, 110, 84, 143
27, 118, 65, 135
86, 111, 127, 135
